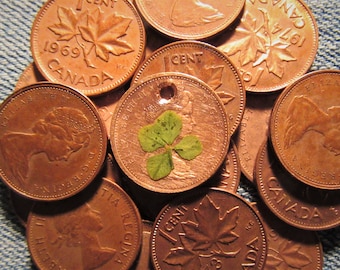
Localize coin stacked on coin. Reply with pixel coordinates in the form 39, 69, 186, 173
0, 0, 339, 269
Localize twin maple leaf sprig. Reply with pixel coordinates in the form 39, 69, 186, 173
138, 110, 202, 180
48, 6, 133, 68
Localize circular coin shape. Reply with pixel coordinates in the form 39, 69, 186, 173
0, 83, 107, 201
255, 139, 340, 230
216, 0, 318, 92
27, 178, 142, 270
151, 188, 267, 270
134, 0, 245, 40
31, 0, 146, 96
111, 72, 229, 193
270, 70, 340, 189
132, 40, 245, 136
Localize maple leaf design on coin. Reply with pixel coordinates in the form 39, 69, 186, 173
222, 10, 296, 78
138, 110, 202, 180
48, 7, 133, 68
164, 195, 241, 268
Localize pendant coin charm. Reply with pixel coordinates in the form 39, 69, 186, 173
270, 70, 340, 189
0, 83, 107, 201
31, 0, 145, 96
111, 72, 229, 193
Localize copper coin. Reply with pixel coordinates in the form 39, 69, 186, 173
253, 202, 323, 270
9, 190, 35, 227
111, 72, 229, 193
151, 188, 267, 269
14, 62, 46, 91
132, 40, 245, 136
31, 0, 146, 96
216, 0, 318, 92
134, 0, 245, 40
0, 83, 107, 201
103, 152, 122, 185
254, 139, 340, 230
270, 70, 340, 189
27, 177, 142, 270
233, 92, 279, 182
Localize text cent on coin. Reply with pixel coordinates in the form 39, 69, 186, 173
0, 83, 107, 201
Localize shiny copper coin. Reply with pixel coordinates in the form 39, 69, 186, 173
14, 62, 46, 91
255, 139, 340, 230
216, 0, 318, 92
151, 188, 267, 269
27, 177, 142, 270
134, 0, 245, 40
270, 70, 340, 189
233, 92, 279, 182
31, 0, 146, 96
253, 202, 323, 270
111, 72, 229, 193
132, 40, 245, 136
0, 83, 107, 201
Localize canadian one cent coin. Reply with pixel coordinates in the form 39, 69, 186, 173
31, 0, 146, 96
151, 188, 267, 269
14, 62, 46, 91
0, 83, 107, 201
134, 0, 245, 40
270, 70, 340, 189
111, 72, 229, 193
255, 139, 340, 230
132, 40, 245, 136
27, 177, 142, 270
216, 0, 318, 92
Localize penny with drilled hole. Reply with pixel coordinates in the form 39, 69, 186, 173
31, 0, 145, 96
0, 83, 107, 201
151, 188, 267, 270
27, 177, 142, 270
132, 40, 245, 136
111, 72, 229, 193
270, 70, 340, 189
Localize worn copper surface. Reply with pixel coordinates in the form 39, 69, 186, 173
27, 178, 142, 270
255, 139, 340, 230
215, 0, 318, 92
14, 62, 46, 91
134, 0, 245, 40
110, 72, 229, 193
0, 83, 107, 200
151, 188, 267, 269
270, 70, 340, 189
31, 0, 146, 96
233, 92, 279, 182
132, 40, 245, 136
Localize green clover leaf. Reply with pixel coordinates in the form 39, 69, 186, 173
147, 149, 173, 180
174, 135, 203, 160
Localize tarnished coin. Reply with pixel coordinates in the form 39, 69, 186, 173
31, 0, 146, 96
270, 70, 340, 189
132, 40, 245, 136
255, 139, 340, 230
216, 0, 318, 92
151, 188, 267, 270
134, 0, 245, 40
111, 72, 229, 193
253, 202, 323, 270
0, 83, 107, 201
27, 177, 142, 270
14, 62, 46, 91
233, 92, 279, 182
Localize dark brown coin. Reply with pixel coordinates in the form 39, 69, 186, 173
253, 202, 323, 270
111, 72, 229, 193
31, 0, 146, 96
9, 190, 35, 227
132, 40, 245, 136
27, 177, 142, 270
270, 70, 340, 189
14, 62, 46, 91
151, 188, 267, 269
0, 83, 107, 201
255, 139, 340, 230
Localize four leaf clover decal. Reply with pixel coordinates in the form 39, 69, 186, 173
138, 110, 202, 180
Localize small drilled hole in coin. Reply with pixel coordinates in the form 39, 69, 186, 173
159, 83, 176, 104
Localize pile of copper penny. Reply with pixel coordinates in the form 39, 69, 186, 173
0, 0, 339, 269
